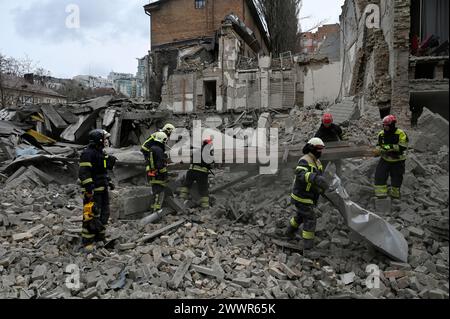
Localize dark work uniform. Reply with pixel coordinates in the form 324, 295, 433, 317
180, 143, 214, 208
315, 123, 345, 174
314, 123, 345, 142
374, 128, 409, 199
79, 145, 114, 244
141, 141, 168, 212
289, 153, 324, 247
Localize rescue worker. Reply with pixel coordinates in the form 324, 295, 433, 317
141, 123, 175, 152
179, 137, 214, 209
141, 131, 169, 213
285, 137, 330, 252
374, 115, 409, 200
79, 129, 116, 252
314, 113, 346, 175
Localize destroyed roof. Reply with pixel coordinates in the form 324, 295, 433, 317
1, 74, 67, 99
144, 0, 270, 50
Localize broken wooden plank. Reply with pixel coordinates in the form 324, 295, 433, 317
210, 170, 258, 194
26, 130, 57, 145
169, 257, 192, 289
271, 239, 303, 252
140, 219, 185, 243
41, 105, 68, 129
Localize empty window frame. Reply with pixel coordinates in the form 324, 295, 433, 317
195, 0, 206, 9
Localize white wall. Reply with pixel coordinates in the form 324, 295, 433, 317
304, 62, 342, 107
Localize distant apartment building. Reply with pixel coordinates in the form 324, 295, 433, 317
108, 71, 145, 98
73, 75, 114, 89
301, 23, 340, 54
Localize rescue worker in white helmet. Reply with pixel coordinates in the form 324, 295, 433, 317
285, 137, 330, 253
142, 131, 169, 214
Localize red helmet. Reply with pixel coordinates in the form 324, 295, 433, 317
203, 137, 213, 145
322, 113, 333, 125
383, 115, 397, 126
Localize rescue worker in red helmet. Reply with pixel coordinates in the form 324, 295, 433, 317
374, 115, 409, 200
314, 113, 346, 175
285, 137, 330, 253
180, 137, 214, 209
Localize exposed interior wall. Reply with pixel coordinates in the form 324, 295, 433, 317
304, 62, 342, 107
340, 0, 412, 124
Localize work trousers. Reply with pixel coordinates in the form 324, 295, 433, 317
81, 190, 110, 245
149, 177, 167, 212
289, 202, 317, 247
374, 159, 406, 199
180, 170, 210, 208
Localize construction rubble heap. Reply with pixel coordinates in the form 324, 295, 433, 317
0, 97, 448, 299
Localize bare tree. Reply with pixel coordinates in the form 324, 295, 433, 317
0, 52, 51, 108
258, 0, 302, 56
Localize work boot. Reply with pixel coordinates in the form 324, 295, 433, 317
303, 239, 314, 250
83, 243, 95, 253
284, 225, 298, 240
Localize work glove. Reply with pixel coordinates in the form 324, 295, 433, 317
107, 155, 117, 169
84, 191, 94, 203
313, 175, 330, 193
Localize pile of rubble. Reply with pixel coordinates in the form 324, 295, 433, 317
0, 103, 448, 299
0, 96, 168, 189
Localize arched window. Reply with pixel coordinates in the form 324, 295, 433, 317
195, 0, 206, 9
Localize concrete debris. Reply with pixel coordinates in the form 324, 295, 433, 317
0, 97, 448, 300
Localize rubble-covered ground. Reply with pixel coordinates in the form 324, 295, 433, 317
0, 106, 448, 299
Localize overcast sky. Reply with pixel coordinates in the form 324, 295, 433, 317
0, 0, 345, 79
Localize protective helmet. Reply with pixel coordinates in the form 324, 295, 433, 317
154, 131, 168, 144
203, 137, 213, 145
383, 115, 397, 126
308, 137, 325, 149
162, 123, 175, 136
322, 113, 334, 125
89, 129, 105, 147
303, 137, 325, 157
103, 130, 112, 139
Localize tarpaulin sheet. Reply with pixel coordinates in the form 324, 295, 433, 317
325, 174, 409, 263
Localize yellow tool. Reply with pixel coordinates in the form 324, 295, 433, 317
83, 202, 95, 222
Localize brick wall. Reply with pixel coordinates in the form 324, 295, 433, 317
150, 0, 267, 53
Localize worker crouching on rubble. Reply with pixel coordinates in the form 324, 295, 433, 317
286, 138, 330, 252
79, 129, 117, 252
374, 115, 409, 200
180, 137, 214, 209
141, 131, 169, 214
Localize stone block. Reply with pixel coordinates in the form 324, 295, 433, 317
374, 198, 391, 215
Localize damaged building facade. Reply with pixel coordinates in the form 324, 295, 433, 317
339, 0, 449, 125
143, 0, 304, 114
0, 74, 67, 107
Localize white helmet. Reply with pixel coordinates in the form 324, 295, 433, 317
103, 130, 112, 139
308, 137, 325, 148
154, 131, 168, 144
162, 123, 175, 136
